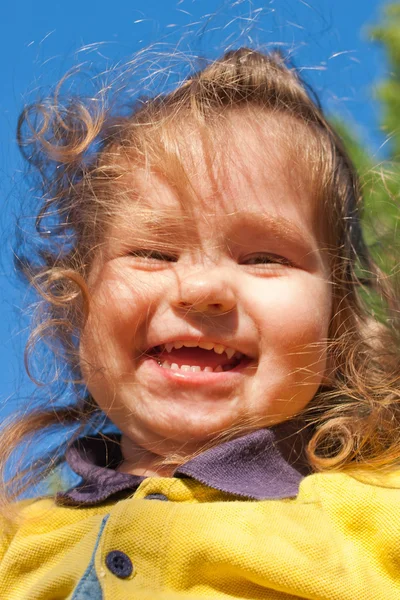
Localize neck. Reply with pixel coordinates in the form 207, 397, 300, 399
117, 435, 177, 477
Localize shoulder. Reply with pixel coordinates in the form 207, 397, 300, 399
0, 495, 110, 559
293, 469, 400, 535
298, 467, 400, 498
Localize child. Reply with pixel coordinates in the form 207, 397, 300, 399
1, 47, 400, 599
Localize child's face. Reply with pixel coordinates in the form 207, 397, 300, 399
80, 115, 332, 458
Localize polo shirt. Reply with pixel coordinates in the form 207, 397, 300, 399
58, 418, 313, 506
3, 419, 400, 599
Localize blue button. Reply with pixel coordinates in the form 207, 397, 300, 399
105, 550, 133, 579
144, 493, 168, 501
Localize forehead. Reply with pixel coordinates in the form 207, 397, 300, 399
113, 112, 320, 239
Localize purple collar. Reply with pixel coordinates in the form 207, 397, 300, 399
58, 419, 313, 506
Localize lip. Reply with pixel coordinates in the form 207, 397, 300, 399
142, 355, 254, 387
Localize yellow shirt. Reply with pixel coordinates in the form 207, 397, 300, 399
1, 469, 400, 599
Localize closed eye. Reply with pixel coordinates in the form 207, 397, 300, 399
129, 249, 178, 262
241, 253, 293, 266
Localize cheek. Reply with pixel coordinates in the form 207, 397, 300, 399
90, 264, 161, 327
79, 269, 154, 372
254, 277, 331, 351
251, 278, 331, 395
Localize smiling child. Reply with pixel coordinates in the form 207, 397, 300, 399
1, 48, 400, 599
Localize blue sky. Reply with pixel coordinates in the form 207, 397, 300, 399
0, 0, 392, 419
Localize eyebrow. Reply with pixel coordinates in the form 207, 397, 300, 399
110, 207, 317, 255
221, 211, 316, 248
108, 209, 198, 252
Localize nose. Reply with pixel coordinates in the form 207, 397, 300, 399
173, 269, 236, 315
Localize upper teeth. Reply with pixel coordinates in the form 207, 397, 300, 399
163, 341, 237, 360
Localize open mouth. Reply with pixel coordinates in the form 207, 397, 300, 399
147, 340, 249, 373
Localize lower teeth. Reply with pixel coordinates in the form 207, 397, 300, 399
157, 360, 226, 373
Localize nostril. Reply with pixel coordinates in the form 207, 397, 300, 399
177, 301, 224, 313
176, 301, 234, 314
